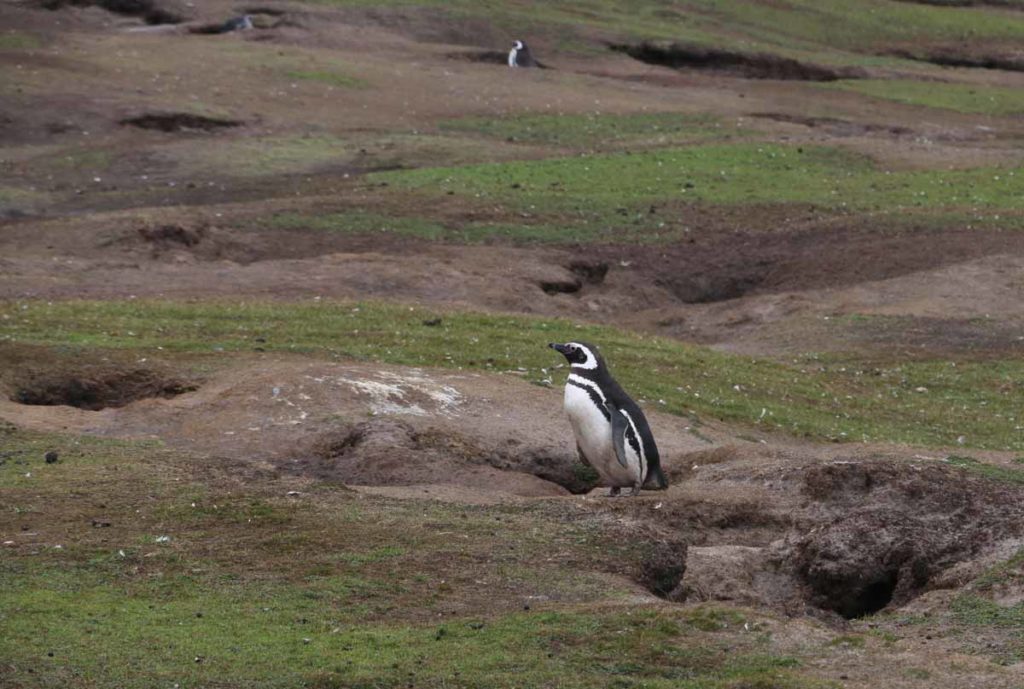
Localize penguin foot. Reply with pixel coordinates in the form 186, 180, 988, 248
629, 484, 642, 497
607, 487, 621, 498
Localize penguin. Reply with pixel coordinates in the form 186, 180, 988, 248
508, 40, 537, 68
220, 15, 253, 33
549, 341, 668, 496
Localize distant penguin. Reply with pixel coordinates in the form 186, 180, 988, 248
508, 40, 537, 68
549, 341, 667, 496
220, 14, 253, 32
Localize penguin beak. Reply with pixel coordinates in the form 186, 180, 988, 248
548, 342, 567, 354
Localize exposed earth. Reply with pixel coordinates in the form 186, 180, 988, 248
2, 0, 1024, 687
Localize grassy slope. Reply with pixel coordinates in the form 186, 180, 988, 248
2, 299, 1022, 451
315, 0, 1024, 58
826, 79, 1024, 117
341, 142, 1024, 242
377, 144, 1024, 213
0, 428, 826, 689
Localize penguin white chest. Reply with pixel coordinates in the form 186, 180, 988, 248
563, 381, 639, 486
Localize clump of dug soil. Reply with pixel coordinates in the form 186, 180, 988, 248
288, 419, 595, 495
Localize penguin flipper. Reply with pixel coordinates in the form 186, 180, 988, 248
605, 402, 629, 469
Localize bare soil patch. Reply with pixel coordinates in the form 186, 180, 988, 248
592, 216, 1024, 305
610, 43, 867, 82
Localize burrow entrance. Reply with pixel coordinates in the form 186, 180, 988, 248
888, 49, 1024, 72
41, 0, 186, 25
610, 42, 866, 81
120, 113, 244, 133
12, 368, 197, 410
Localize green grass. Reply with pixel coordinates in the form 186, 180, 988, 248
373, 143, 1024, 224
944, 455, 1024, 485
265, 209, 660, 244
0, 185, 51, 211
828, 79, 1024, 117
0, 31, 41, 50
3, 299, 1024, 451
952, 595, 1024, 630
286, 69, 367, 89
0, 567, 820, 689
440, 112, 747, 149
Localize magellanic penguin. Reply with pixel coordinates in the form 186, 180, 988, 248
220, 15, 254, 32
549, 341, 667, 496
508, 40, 537, 68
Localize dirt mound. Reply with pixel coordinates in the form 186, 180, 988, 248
40, 0, 185, 24
790, 461, 1024, 618
11, 367, 196, 410
286, 419, 573, 497
137, 223, 205, 247
567, 260, 608, 286
667, 457, 1024, 619
610, 43, 866, 81
120, 223, 267, 263
659, 269, 767, 304
120, 113, 243, 132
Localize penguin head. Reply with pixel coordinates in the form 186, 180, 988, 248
548, 341, 602, 370
512, 40, 524, 50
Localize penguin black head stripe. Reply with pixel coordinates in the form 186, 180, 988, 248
549, 341, 667, 496
548, 341, 601, 370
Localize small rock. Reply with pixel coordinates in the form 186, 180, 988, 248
44, 450, 59, 464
